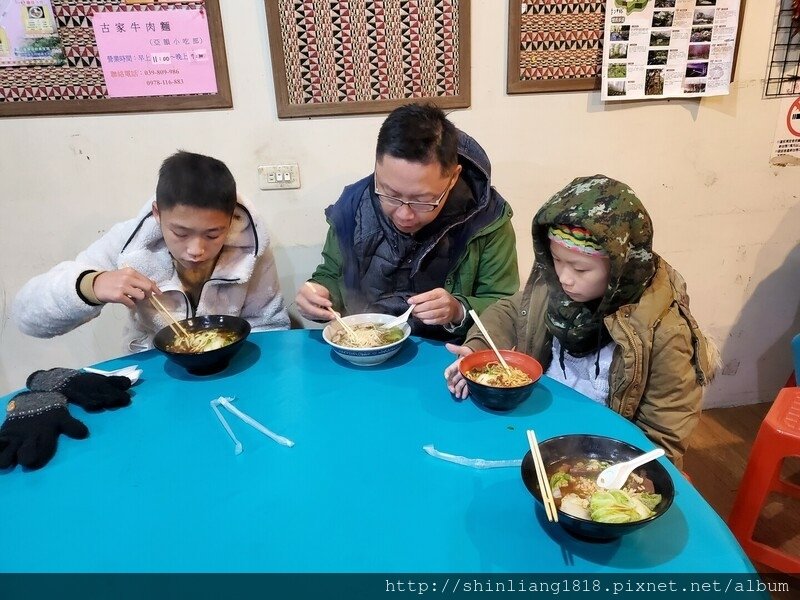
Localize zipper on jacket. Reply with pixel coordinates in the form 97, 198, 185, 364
613, 311, 643, 418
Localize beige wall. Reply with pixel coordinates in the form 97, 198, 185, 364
1, 2, 798, 408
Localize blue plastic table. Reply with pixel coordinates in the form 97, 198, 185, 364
1, 330, 755, 573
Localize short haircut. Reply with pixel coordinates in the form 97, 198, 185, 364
156, 151, 237, 214
375, 103, 459, 174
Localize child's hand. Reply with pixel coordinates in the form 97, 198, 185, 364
408, 288, 464, 326
444, 342, 474, 399
94, 268, 161, 308
295, 281, 334, 321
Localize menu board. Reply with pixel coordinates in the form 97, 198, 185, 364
0, 0, 64, 66
601, 0, 741, 101
92, 7, 216, 98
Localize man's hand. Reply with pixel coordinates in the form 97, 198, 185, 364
295, 281, 335, 321
93, 268, 161, 308
444, 343, 474, 399
408, 288, 464, 326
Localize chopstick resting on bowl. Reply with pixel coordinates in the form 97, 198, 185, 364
304, 281, 356, 337
468, 309, 512, 375
149, 294, 190, 339
526, 429, 558, 523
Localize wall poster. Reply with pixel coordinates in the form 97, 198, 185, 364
92, 8, 216, 98
0, 0, 64, 67
0, 0, 230, 117
600, 0, 742, 101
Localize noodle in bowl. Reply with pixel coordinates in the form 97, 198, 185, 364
322, 313, 411, 366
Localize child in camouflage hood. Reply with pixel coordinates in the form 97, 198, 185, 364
444, 175, 716, 467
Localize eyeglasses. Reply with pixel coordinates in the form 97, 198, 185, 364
374, 173, 455, 213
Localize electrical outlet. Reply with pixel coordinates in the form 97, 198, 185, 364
258, 163, 300, 190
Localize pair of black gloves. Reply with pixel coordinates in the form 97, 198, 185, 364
0, 368, 132, 470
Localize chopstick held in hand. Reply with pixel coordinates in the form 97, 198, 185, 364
304, 282, 356, 337
468, 309, 512, 375
149, 294, 189, 338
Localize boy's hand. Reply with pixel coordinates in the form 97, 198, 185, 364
93, 268, 161, 308
408, 288, 464, 326
444, 343, 474, 399
295, 281, 335, 321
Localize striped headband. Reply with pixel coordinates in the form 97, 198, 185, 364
548, 224, 607, 257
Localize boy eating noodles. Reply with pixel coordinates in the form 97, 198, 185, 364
13, 150, 289, 351
444, 175, 717, 467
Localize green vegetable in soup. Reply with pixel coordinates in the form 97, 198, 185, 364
381, 326, 405, 344
638, 492, 663, 511
549, 471, 572, 490
589, 489, 655, 523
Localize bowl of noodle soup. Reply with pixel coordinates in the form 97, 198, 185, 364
520, 434, 674, 541
322, 313, 411, 366
458, 349, 543, 412
153, 314, 251, 375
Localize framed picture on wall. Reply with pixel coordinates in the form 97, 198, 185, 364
264, 0, 471, 118
507, 0, 604, 94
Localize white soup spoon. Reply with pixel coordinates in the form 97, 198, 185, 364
383, 304, 414, 329
596, 448, 665, 489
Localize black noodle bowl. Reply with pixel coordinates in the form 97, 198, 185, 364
153, 315, 251, 375
520, 434, 675, 541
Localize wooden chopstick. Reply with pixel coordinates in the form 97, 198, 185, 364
468, 309, 512, 374
304, 281, 356, 337
527, 429, 559, 523
149, 294, 190, 338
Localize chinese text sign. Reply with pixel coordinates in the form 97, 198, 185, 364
92, 8, 217, 98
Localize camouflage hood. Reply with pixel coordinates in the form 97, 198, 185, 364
533, 175, 656, 357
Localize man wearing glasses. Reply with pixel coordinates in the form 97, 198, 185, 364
295, 103, 519, 341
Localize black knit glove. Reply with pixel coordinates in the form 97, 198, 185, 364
27, 368, 132, 413
0, 391, 89, 470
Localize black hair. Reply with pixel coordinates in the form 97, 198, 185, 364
375, 103, 459, 174
155, 151, 237, 214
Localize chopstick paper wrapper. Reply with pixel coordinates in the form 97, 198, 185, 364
211, 399, 243, 455
83, 365, 142, 385
423, 444, 521, 469
210, 396, 294, 454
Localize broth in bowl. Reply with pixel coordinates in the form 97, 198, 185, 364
166, 327, 241, 354
464, 362, 533, 388
548, 458, 661, 523
330, 323, 405, 349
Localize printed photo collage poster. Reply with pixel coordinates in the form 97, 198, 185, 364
0, 0, 64, 67
601, 0, 741, 101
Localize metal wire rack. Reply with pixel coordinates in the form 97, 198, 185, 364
765, 0, 800, 97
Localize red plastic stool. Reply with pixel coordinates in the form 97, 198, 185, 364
727, 387, 800, 573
